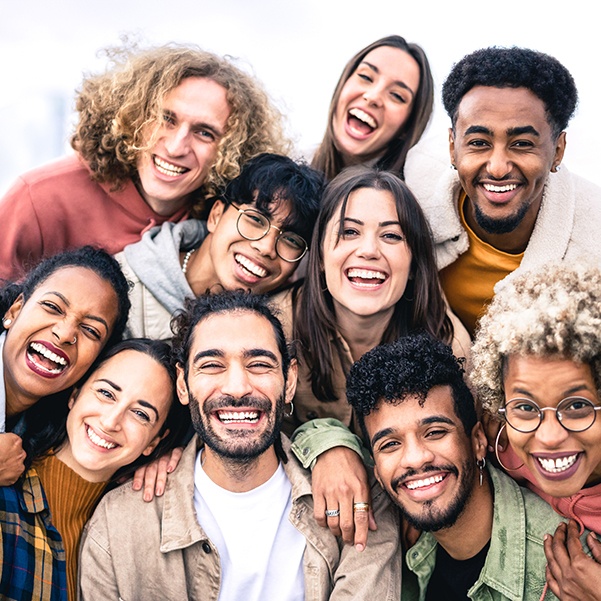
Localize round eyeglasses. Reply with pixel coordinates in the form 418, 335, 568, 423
230, 204, 307, 263
499, 397, 601, 433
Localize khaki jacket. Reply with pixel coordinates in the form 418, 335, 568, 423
78, 436, 402, 601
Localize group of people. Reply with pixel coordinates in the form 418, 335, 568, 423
0, 32, 600, 601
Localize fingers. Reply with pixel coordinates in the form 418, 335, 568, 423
545, 561, 561, 598
313, 491, 327, 529
352, 496, 371, 552
132, 465, 145, 491
166, 447, 183, 474
588, 532, 601, 563
153, 455, 171, 497
544, 530, 564, 584
565, 519, 586, 558
142, 461, 159, 502
481, 412, 502, 453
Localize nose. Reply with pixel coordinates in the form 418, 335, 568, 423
399, 436, 435, 470
52, 318, 78, 346
164, 124, 190, 157
250, 228, 278, 260
487, 145, 513, 180
534, 410, 570, 448
363, 84, 384, 107
99, 403, 126, 433
220, 363, 254, 399
355, 233, 381, 260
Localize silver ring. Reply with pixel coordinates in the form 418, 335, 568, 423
325, 509, 340, 518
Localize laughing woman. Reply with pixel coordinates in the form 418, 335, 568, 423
0, 247, 130, 486
0, 339, 188, 601
472, 263, 601, 599
312, 35, 433, 180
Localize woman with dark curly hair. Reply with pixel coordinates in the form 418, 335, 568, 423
472, 263, 601, 599
0, 43, 289, 281
0, 247, 130, 487
311, 35, 433, 181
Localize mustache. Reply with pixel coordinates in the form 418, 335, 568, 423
203, 395, 273, 413
473, 173, 527, 185
391, 464, 459, 492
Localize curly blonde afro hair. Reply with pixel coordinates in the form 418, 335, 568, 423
472, 263, 601, 415
71, 42, 290, 216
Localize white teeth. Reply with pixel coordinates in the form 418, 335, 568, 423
483, 183, 518, 193
218, 411, 260, 424
537, 454, 578, 473
29, 342, 68, 366
349, 108, 377, 129
86, 426, 116, 449
405, 474, 445, 490
347, 268, 386, 287
153, 156, 187, 176
235, 254, 268, 278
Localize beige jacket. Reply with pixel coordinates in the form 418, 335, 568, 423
78, 436, 402, 601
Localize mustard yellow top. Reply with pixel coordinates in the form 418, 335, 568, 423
440, 192, 524, 336
34, 453, 107, 601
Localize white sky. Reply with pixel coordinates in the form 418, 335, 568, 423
1, 0, 599, 194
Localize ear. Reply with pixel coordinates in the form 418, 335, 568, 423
551, 131, 567, 172
4, 293, 25, 328
471, 422, 488, 461
284, 358, 298, 403
448, 127, 456, 166
176, 364, 190, 406
207, 200, 226, 234
373, 462, 383, 488
142, 429, 169, 457
68, 387, 80, 410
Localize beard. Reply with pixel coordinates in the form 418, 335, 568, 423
389, 458, 475, 532
188, 391, 285, 464
472, 197, 531, 235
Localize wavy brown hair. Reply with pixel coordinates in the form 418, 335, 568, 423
71, 42, 290, 216
294, 166, 453, 402
311, 35, 433, 181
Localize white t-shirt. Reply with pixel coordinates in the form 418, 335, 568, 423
194, 451, 306, 601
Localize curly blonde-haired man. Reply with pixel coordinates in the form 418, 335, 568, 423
0, 43, 289, 281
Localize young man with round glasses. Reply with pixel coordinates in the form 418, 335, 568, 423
115, 153, 325, 340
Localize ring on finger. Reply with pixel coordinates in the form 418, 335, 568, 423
325, 509, 340, 518
353, 502, 369, 513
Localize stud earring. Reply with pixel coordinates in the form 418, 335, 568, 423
3, 318, 11, 328
450, 164, 457, 171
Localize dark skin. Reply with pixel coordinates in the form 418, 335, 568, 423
545, 520, 601, 600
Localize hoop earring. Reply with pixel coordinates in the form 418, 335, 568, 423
476, 457, 486, 486
495, 424, 524, 472
284, 400, 294, 418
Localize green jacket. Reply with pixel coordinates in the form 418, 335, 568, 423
403, 464, 590, 601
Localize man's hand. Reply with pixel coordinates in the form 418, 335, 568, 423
311, 446, 377, 552
0, 432, 26, 485
544, 520, 601, 601
132, 447, 184, 502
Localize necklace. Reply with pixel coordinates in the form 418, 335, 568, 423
182, 248, 196, 274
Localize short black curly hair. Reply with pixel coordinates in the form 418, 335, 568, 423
346, 333, 477, 447
442, 47, 578, 138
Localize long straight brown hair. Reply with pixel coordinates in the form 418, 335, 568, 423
294, 166, 452, 402
311, 35, 433, 181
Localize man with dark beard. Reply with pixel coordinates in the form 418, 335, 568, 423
404, 47, 601, 336
78, 291, 399, 601
346, 333, 590, 601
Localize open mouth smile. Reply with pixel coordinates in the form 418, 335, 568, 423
86, 425, 118, 450
153, 155, 190, 177
347, 108, 378, 137
404, 474, 446, 490
215, 409, 262, 425
482, 183, 518, 193
26, 341, 69, 377
346, 268, 388, 288
235, 254, 268, 279
536, 453, 579, 473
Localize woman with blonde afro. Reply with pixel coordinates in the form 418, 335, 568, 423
472, 263, 601, 600
0, 42, 289, 281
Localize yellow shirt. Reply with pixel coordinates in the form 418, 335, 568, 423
440, 192, 523, 336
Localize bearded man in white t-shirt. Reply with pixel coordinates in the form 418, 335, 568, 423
78, 291, 400, 601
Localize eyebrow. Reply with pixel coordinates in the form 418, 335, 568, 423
361, 61, 416, 98
163, 109, 226, 138
463, 125, 540, 137
192, 348, 280, 364
344, 217, 402, 228
512, 384, 591, 398
46, 292, 109, 332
